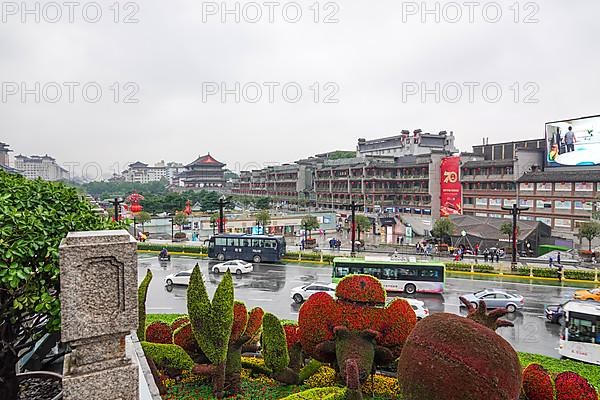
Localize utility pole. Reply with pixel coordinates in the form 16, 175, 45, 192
501, 203, 529, 270
348, 200, 364, 257
218, 196, 230, 234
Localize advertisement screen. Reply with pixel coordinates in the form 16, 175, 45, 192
440, 156, 462, 217
546, 115, 600, 167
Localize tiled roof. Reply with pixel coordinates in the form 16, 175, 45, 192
187, 153, 225, 167
518, 169, 600, 183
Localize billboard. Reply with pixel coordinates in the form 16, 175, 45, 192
440, 156, 462, 217
545, 115, 600, 167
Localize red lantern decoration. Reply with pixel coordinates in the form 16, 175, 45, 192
126, 192, 144, 215
184, 200, 192, 216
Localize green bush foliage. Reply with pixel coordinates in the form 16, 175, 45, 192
298, 359, 322, 384
138, 242, 208, 254
0, 171, 117, 399
137, 269, 153, 340
284, 252, 334, 263
263, 313, 290, 374
519, 353, 600, 389
445, 262, 494, 273
280, 387, 347, 399
140, 341, 194, 371
187, 266, 234, 364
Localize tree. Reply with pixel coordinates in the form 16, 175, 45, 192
210, 212, 219, 234
173, 211, 189, 231
255, 210, 271, 228
254, 196, 271, 210
431, 218, 455, 244
135, 210, 152, 231
0, 171, 117, 399
499, 221, 520, 243
578, 221, 600, 251
354, 215, 372, 242
301, 215, 320, 239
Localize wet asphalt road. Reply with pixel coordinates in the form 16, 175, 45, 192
137, 254, 591, 358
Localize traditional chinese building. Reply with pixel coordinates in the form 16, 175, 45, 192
177, 153, 226, 189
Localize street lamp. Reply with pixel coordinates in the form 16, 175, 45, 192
218, 196, 230, 234
347, 200, 364, 257
109, 197, 124, 222
501, 203, 529, 269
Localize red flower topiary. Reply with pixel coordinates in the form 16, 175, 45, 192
299, 275, 417, 388
555, 371, 598, 400
522, 363, 554, 400
283, 322, 301, 349
335, 274, 386, 304
145, 321, 173, 344
171, 316, 190, 332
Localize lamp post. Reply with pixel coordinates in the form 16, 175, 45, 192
109, 197, 124, 221
348, 200, 364, 257
218, 196, 230, 234
501, 203, 529, 269
168, 214, 174, 242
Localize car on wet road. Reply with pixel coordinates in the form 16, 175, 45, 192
460, 288, 524, 313
212, 260, 254, 275
291, 282, 336, 304
544, 304, 565, 324
165, 269, 194, 286
573, 288, 600, 301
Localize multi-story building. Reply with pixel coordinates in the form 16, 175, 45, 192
165, 162, 185, 185
177, 153, 226, 189
461, 139, 545, 218
0, 142, 12, 167
122, 161, 167, 183
13, 154, 68, 181
357, 130, 457, 157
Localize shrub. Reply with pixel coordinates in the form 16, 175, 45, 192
298, 359, 322, 383
262, 313, 290, 374
146, 321, 173, 344
141, 341, 194, 371
280, 387, 347, 400
397, 312, 522, 400
445, 262, 494, 273
241, 356, 273, 376
173, 323, 203, 359
137, 269, 153, 340
305, 365, 399, 397
171, 316, 190, 332
335, 274, 386, 304
555, 371, 599, 400
522, 363, 554, 400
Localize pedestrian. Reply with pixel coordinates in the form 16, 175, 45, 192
495, 252, 499, 263
400, 236, 404, 245
474, 244, 479, 256
557, 251, 561, 265
483, 249, 489, 263
397, 236, 400, 244
557, 264, 563, 282
393, 249, 399, 259
490, 249, 496, 263
549, 256, 553, 268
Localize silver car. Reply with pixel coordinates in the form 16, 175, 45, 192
460, 288, 524, 313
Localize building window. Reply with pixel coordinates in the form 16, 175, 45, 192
476, 198, 488, 206
503, 199, 516, 207
555, 183, 572, 192
536, 217, 552, 226
555, 201, 572, 210
536, 200, 552, 210
520, 183, 534, 191
575, 182, 594, 192
519, 199, 534, 208
536, 183, 553, 191
554, 218, 572, 228
489, 198, 502, 207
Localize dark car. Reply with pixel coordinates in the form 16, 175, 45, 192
544, 304, 565, 324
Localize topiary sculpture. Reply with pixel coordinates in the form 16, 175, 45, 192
522, 363, 554, 400
171, 315, 190, 332
299, 274, 416, 389
282, 320, 303, 373
187, 266, 234, 399
172, 322, 207, 364
225, 302, 264, 394
145, 321, 173, 344
263, 312, 299, 385
397, 297, 522, 400
137, 269, 152, 340
555, 371, 598, 400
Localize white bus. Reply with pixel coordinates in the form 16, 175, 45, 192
332, 256, 445, 294
559, 300, 600, 365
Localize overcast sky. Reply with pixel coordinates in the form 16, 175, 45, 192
1, 0, 599, 179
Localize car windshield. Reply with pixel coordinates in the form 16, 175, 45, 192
590, 289, 600, 294
474, 290, 488, 297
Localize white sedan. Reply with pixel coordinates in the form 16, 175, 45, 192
165, 269, 194, 286
212, 260, 253, 275
291, 283, 337, 304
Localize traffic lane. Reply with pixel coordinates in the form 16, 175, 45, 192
138, 255, 582, 357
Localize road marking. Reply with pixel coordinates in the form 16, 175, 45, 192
248, 298, 273, 302
147, 307, 174, 310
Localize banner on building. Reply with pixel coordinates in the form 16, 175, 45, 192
440, 156, 462, 217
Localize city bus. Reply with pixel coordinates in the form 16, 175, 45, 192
207, 233, 286, 263
559, 300, 600, 365
332, 257, 445, 294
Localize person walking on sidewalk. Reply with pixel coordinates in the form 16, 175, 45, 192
557, 263, 563, 282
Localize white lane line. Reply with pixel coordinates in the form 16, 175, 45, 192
247, 298, 274, 302
147, 307, 174, 310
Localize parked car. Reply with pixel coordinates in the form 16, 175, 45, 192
544, 304, 565, 324
291, 282, 337, 304
460, 288, 524, 313
573, 288, 600, 301
165, 269, 195, 286
212, 260, 254, 275
386, 297, 430, 320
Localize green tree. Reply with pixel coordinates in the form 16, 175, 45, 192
173, 211, 189, 231
255, 210, 271, 228
135, 210, 152, 231
354, 215, 372, 242
579, 221, 600, 251
255, 196, 272, 210
210, 212, 220, 234
500, 221, 520, 243
0, 171, 117, 399
431, 218, 455, 245
301, 215, 320, 239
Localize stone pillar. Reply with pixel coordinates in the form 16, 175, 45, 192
59, 230, 138, 400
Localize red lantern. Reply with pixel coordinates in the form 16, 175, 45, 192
126, 192, 144, 215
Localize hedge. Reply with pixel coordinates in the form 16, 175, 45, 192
447, 262, 597, 281
444, 262, 495, 273
140, 341, 194, 371
137, 242, 207, 254
137, 269, 152, 340
280, 387, 347, 400
284, 251, 335, 263
262, 313, 290, 373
